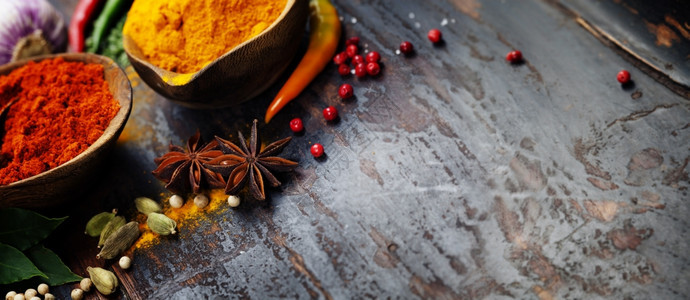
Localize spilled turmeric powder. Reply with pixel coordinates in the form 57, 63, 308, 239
123, 0, 288, 73
132, 189, 229, 250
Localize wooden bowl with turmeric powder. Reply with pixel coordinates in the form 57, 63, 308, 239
0, 53, 132, 209
122, 0, 309, 108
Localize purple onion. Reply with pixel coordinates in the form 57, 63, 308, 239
0, 0, 67, 65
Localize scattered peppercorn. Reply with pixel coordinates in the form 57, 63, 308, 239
290, 118, 304, 132
323, 106, 338, 121
193, 194, 209, 208
338, 63, 350, 76
119, 256, 132, 269
366, 51, 380, 63
366, 62, 381, 76
339, 83, 354, 99
354, 63, 367, 78
352, 54, 364, 66
311, 143, 324, 158
169, 194, 184, 208
400, 41, 414, 55
428, 28, 442, 43
333, 52, 348, 65
346, 44, 358, 58
617, 70, 631, 84
506, 50, 522, 63
227, 195, 241, 207
346, 36, 360, 46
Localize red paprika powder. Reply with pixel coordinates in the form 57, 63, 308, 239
0, 57, 120, 185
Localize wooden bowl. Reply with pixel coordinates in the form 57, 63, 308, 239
123, 0, 309, 108
0, 53, 132, 208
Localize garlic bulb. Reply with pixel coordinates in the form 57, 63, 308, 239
0, 0, 67, 65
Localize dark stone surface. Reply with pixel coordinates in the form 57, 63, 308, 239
38, 0, 690, 299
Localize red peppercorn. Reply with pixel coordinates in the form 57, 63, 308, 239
346, 36, 360, 46
346, 44, 358, 58
400, 41, 414, 55
354, 63, 367, 78
333, 52, 348, 65
352, 54, 365, 66
310, 143, 324, 158
366, 62, 380, 76
338, 64, 350, 76
505, 50, 522, 63
323, 106, 338, 121
338, 83, 354, 99
366, 51, 380, 63
427, 28, 442, 43
617, 70, 631, 84
289, 118, 303, 133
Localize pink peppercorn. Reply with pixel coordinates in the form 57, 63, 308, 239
338, 83, 354, 99
617, 70, 631, 84
427, 28, 442, 43
354, 63, 367, 78
338, 64, 350, 76
366, 51, 380, 63
400, 41, 414, 55
366, 62, 380, 76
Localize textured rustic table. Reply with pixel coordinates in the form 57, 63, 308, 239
39, 0, 690, 299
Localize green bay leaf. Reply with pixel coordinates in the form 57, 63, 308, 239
25, 245, 82, 285
0, 208, 67, 251
0, 243, 46, 285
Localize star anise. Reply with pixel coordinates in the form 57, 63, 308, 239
206, 119, 298, 200
152, 131, 226, 195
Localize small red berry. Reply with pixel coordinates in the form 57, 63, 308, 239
617, 70, 631, 84
338, 64, 350, 76
506, 50, 522, 63
333, 52, 348, 65
289, 118, 303, 133
366, 51, 380, 63
427, 28, 442, 43
338, 83, 354, 99
323, 106, 338, 121
346, 44, 358, 58
354, 63, 367, 78
352, 54, 365, 66
366, 62, 380, 76
310, 143, 324, 158
346, 36, 360, 46
400, 41, 414, 55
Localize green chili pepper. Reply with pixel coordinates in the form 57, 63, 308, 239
86, 0, 129, 53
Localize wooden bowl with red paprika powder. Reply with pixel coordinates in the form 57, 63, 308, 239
122, 0, 309, 108
0, 53, 132, 209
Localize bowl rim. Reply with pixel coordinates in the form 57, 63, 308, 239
123, 0, 300, 85
0, 53, 133, 188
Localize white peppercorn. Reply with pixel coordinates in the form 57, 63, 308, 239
70, 288, 84, 300
44, 294, 56, 300
79, 277, 92, 292
169, 194, 184, 208
193, 194, 209, 208
23, 290, 36, 299
119, 255, 132, 269
37, 284, 49, 295
5, 292, 16, 300
227, 195, 240, 207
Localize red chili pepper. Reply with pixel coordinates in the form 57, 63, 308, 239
265, 0, 341, 123
69, 0, 103, 52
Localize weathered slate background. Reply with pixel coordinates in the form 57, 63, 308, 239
37, 0, 690, 299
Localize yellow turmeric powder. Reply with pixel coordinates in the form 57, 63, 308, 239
132, 189, 229, 250
123, 0, 288, 73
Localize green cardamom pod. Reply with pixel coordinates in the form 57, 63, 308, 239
97, 221, 140, 259
85, 211, 115, 237
147, 212, 177, 235
98, 215, 126, 248
134, 197, 162, 215
86, 267, 118, 295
